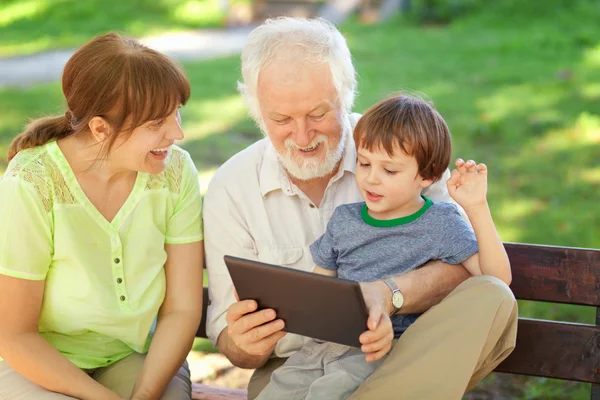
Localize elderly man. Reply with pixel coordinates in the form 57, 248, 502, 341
204, 17, 517, 400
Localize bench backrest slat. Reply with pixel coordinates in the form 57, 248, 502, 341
495, 318, 600, 383
197, 288, 210, 339
505, 243, 600, 306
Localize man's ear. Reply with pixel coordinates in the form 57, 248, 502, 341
88, 116, 112, 144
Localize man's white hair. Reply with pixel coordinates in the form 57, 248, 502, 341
237, 17, 357, 128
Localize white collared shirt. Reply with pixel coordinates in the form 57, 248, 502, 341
203, 114, 463, 357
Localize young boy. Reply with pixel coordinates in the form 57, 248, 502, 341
256, 93, 512, 400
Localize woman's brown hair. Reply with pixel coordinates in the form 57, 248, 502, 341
353, 93, 452, 182
8, 32, 191, 162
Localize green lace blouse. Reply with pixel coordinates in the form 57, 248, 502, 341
0, 141, 203, 369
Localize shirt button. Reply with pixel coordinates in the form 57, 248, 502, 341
116, 278, 123, 284
120, 295, 126, 301
114, 258, 120, 264
309, 204, 316, 208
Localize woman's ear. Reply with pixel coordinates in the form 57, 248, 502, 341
88, 116, 111, 144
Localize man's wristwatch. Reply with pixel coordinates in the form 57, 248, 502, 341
383, 278, 404, 316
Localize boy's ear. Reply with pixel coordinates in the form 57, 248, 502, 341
420, 177, 435, 189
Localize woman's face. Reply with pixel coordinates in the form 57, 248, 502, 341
111, 107, 184, 175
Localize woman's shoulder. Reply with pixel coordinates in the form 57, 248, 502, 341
2, 144, 57, 212
145, 145, 195, 194
4, 145, 53, 177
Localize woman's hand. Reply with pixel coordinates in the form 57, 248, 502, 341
447, 158, 488, 210
359, 281, 394, 362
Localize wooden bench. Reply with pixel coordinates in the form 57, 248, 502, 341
193, 242, 600, 399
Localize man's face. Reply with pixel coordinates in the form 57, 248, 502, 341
257, 59, 346, 181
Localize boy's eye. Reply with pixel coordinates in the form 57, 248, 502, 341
358, 162, 370, 167
384, 169, 397, 175
153, 119, 165, 128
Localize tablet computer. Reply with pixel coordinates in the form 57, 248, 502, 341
224, 255, 368, 348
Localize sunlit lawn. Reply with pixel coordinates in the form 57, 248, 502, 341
1, 0, 599, 398
0, 0, 228, 57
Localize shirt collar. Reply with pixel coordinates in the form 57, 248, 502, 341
340, 131, 357, 175
259, 141, 291, 197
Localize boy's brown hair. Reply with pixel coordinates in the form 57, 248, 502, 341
353, 93, 451, 182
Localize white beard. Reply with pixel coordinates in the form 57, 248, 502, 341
274, 118, 349, 181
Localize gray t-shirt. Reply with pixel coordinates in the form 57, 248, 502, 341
309, 198, 478, 337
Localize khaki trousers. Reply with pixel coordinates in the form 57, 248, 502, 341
248, 275, 518, 400
0, 352, 191, 400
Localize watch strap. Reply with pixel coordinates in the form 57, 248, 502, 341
383, 278, 401, 315
383, 277, 398, 293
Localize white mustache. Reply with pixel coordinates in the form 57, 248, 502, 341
284, 135, 328, 150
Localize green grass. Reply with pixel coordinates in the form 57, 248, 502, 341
1, 0, 599, 397
0, 0, 227, 57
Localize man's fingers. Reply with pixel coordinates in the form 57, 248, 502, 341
227, 306, 275, 335
235, 308, 278, 335
225, 299, 257, 325
246, 330, 287, 356
245, 318, 286, 344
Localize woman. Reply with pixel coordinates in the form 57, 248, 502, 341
0, 33, 204, 400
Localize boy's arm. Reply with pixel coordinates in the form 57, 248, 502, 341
447, 159, 512, 285
461, 204, 511, 284
313, 265, 337, 276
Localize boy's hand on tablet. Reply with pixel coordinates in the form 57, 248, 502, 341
225, 290, 287, 357
359, 281, 394, 362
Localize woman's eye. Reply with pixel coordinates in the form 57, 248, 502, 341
384, 169, 397, 175
310, 113, 326, 120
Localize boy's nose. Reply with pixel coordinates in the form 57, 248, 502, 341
366, 170, 380, 184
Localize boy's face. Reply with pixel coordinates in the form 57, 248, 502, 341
355, 144, 433, 220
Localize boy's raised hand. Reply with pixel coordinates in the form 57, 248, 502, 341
447, 158, 488, 209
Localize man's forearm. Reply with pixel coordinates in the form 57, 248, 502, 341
217, 328, 271, 369
393, 262, 471, 314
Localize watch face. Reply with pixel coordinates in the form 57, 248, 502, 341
392, 291, 404, 308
